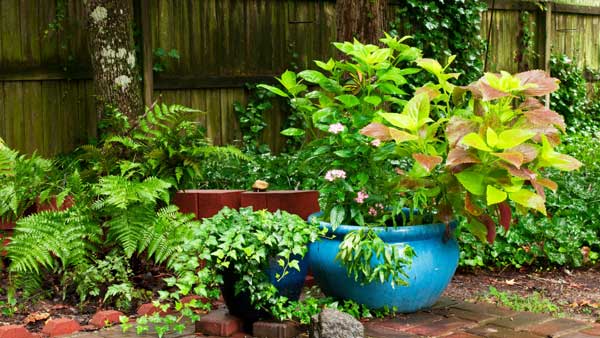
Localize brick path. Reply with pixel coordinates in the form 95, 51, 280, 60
63, 297, 600, 338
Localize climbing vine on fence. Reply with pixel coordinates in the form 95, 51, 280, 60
390, 0, 487, 85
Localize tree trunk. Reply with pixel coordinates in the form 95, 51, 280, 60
336, 0, 387, 45
84, 0, 143, 121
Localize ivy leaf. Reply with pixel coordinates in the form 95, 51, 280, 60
461, 133, 492, 152
496, 129, 536, 149
455, 170, 485, 195
508, 189, 546, 215
486, 185, 507, 206
336, 95, 360, 108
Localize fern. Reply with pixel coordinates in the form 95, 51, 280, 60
142, 205, 197, 265
7, 209, 100, 275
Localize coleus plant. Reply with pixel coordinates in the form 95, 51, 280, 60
259, 35, 581, 285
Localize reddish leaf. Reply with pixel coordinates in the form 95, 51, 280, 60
360, 123, 391, 141
524, 108, 566, 132
498, 201, 512, 231
446, 116, 477, 147
537, 177, 558, 192
516, 70, 559, 96
530, 126, 561, 145
531, 179, 546, 200
519, 97, 544, 110
446, 148, 480, 167
500, 163, 537, 180
412, 153, 442, 172
510, 144, 539, 163
492, 152, 524, 168
478, 214, 497, 244
465, 192, 483, 216
416, 86, 440, 100
467, 75, 510, 101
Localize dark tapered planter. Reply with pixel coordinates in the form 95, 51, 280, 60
240, 190, 319, 220
173, 190, 244, 219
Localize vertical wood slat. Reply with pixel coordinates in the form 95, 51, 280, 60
141, 0, 153, 107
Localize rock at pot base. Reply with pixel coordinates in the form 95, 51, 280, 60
309, 308, 364, 338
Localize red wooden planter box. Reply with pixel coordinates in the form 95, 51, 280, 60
173, 190, 244, 220
240, 190, 320, 220
36, 195, 74, 212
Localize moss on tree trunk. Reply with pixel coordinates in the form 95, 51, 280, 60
85, 0, 143, 121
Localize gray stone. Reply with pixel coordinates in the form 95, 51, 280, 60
310, 308, 364, 338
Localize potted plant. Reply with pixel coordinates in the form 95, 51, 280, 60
259, 35, 581, 312
178, 207, 323, 332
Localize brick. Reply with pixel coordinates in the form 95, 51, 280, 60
364, 323, 419, 338
0, 325, 34, 338
42, 318, 82, 337
89, 310, 125, 328
181, 295, 203, 304
253, 320, 300, 338
525, 318, 590, 337
451, 301, 516, 317
488, 312, 551, 330
581, 324, 600, 336
195, 308, 242, 337
433, 307, 499, 323
231, 333, 253, 338
443, 333, 482, 338
404, 317, 475, 336
136, 303, 171, 317
431, 296, 460, 309
368, 312, 443, 332
197, 190, 244, 219
172, 191, 199, 219
561, 333, 599, 338
468, 324, 544, 338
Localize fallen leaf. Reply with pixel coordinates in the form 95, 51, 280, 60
505, 279, 517, 286
23, 312, 50, 324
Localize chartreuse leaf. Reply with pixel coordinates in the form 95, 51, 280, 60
298, 70, 326, 83
461, 133, 492, 152
416, 58, 443, 77
315, 58, 335, 71
404, 93, 432, 130
336, 95, 360, 108
486, 185, 507, 205
364, 96, 382, 106
379, 112, 413, 130
508, 189, 546, 215
455, 170, 485, 195
257, 84, 288, 98
539, 135, 583, 171
486, 128, 498, 148
496, 129, 536, 149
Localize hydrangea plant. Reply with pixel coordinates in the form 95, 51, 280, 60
260, 35, 581, 284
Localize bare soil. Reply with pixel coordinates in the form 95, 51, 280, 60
444, 266, 600, 322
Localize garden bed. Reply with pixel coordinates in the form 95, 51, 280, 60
444, 266, 600, 321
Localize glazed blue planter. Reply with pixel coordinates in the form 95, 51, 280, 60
308, 213, 459, 312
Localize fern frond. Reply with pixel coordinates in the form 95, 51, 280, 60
194, 145, 250, 162
141, 205, 195, 265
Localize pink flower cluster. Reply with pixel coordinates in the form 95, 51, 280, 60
325, 169, 346, 181
354, 191, 369, 204
328, 123, 345, 134
368, 203, 385, 216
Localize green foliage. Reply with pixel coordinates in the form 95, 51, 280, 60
550, 54, 600, 134
0, 139, 54, 221
390, 0, 486, 85
460, 133, 600, 268
234, 84, 274, 154
483, 286, 560, 315
153, 48, 180, 73
73, 103, 247, 190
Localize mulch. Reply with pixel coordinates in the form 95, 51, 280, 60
444, 266, 600, 322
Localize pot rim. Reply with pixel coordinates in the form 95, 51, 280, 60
308, 212, 457, 242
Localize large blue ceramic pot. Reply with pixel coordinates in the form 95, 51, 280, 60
308, 213, 459, 312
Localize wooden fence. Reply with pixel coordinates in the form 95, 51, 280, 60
1, 0, 599, 156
